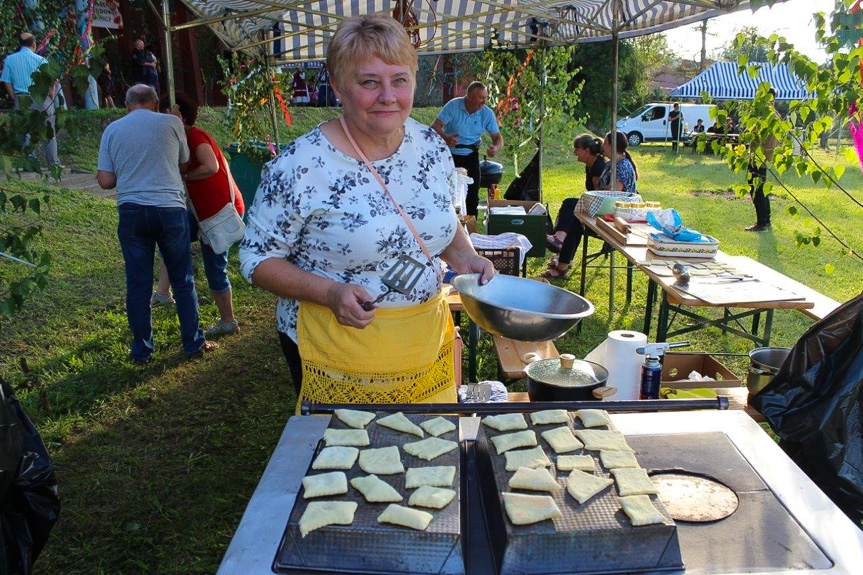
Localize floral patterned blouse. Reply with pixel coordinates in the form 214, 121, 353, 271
239, 118, 458, 341
599, 156, 637, 195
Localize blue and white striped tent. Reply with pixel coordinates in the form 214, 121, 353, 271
177, 1, 789, 63
671, 61, 812, 101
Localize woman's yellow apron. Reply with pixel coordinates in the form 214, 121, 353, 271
296, 292, 456, 412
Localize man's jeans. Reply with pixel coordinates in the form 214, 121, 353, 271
117, 203, 204, 361
13, 94, 59, 167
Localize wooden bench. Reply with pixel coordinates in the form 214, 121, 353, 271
493, 335, 559, 381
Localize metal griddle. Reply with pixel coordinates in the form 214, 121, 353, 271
626, 433, 832, 574
473, 415, 684, 575
274, 413, 463, 574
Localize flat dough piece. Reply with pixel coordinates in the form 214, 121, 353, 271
502, 492, 563, 525
359, 446, 405, 475
312, 446, 359, 470
377, 412, 424, 437
323, 428, 370, 447
377, 504, 433, 531
505, 446, 552, 471
574, 429, 633, 452
556, 454, 595, 472
405, 466, 456, 488
302, 472, 348, 499
408, 486, 457, 509
541, 426, 584, 454
491, 430, 538, 454
612, 467, 659, 496
600, 450, 640, 469
299, 501, 358, 537
575, 409, 611, 428
565, 468, 614, 504
420, 416, 457, 437
509, 467, 561, 492
482, 413, 528, 432
350, 474, 402, 503
620, 495, 666, 526
334, 409, 376, 429
530, 409, 570, 425
403, 437, 458, 461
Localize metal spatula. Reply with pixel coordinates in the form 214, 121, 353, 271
362, 255, 427, 311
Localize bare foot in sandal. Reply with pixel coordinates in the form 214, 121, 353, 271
541, 266, 570, 279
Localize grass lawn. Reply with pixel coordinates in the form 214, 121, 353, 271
1, 107, 861, 573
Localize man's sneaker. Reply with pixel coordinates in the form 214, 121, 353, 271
151, 291, 175, 306
205, 319, 240, 338
744, 223, 771, 232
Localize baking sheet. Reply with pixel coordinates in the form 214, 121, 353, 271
475, 413, 683, 575
274, 413, 463, 574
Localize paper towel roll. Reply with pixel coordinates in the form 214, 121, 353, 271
584, 330, 647, 401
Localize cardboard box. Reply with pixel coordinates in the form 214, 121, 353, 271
660, 353, 741, 389
485, 199, 546, 257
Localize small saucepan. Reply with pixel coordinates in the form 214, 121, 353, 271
525, 354, 616, 402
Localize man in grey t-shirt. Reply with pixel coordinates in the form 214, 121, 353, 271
97, 84, 212, 363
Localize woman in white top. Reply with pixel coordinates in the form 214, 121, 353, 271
240, 15, 493, 407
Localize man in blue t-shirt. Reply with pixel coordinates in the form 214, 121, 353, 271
432, 81, 503, 216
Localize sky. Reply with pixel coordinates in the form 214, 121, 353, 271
663, 0, 835, 64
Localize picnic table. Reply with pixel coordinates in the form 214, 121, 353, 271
576, 214, 839, 345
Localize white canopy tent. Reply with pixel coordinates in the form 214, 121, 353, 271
153, 0, 790, 190
671, 61, 813, 101
173, 0, 781, 63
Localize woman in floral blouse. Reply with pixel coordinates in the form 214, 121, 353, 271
599, 130, 639, 194
239, 15, 494, 407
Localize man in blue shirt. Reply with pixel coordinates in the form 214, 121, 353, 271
0, 33, 60, 168
432, 81, 503, 216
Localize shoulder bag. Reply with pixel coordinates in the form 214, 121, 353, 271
188, 151, 246, 254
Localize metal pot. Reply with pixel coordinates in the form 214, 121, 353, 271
479, 159, 504, 188
747, 347, 791, 395
525, 355, 615, 402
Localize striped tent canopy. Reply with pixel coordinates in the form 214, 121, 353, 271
177, 1, 785, 63
670, 61, 813, 101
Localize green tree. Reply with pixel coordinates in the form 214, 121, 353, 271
719, 26, 770, 62
571, 35, 672, 132
479, 45, 582, 170
1, 1, 100, 315
711, 0, 863, 269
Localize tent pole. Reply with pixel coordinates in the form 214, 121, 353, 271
610, 1, 619, 194
538, 43, 546, 203
268, 56, 280, 149
162, 0, 176, 109
161, 0, 176, 108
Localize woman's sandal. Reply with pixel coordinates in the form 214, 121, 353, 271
546, 235, 564, 254
547, 257, 559, 270
541, 267, 570, 279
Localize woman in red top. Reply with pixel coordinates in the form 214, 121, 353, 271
153, 93, 244, 337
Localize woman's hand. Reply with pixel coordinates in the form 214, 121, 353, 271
464, 254, 496, 285
326, 282, 376, 328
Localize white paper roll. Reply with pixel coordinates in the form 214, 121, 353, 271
584, 330, 647, 401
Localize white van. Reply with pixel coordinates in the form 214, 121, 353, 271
616, 103, 716, 146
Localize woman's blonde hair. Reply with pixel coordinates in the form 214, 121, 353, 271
326, 15, 418, 91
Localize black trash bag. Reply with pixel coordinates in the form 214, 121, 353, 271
0, 378, 61, 575
503, 150, 540, 202
0, 381, 25, 503
750, 292, 863, 526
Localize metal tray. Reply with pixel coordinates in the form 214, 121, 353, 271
274, 413, 463, 574
474, 413, 684, 575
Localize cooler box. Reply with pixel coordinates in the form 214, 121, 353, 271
486, 200, 546, 257
661, 353, 741, 389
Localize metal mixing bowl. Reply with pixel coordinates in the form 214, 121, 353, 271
451, 274, 594, 341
